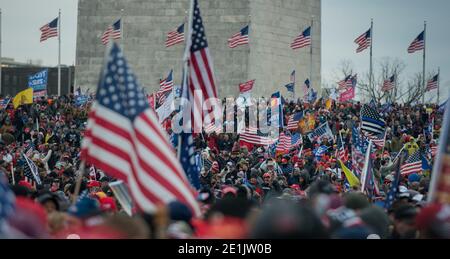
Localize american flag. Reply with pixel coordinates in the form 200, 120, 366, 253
338, 75, 352, 89
22, 153, 42, 186
239, 79, 255, 93
336, 134, 348, 162
228, 25, 249, 48
187, 0, 219, 132
361, 104, 386, 135
354, 28, 371, 53
204, 121, 223, 134
0, 98, 11, 109
40, 18, 58, 42
426, 73, 439, 91
156, 70, 174, 105
382, 75, 395, 92
179, 133, 200, 190
287, 112, 303, 130
81, 43, 200, 215
365, 131, 386, 148
276, 132, 302, 153
407, 30, 425, 53
400, 151, 422, 176
166, 23, 185, 47
290, 26, 311, 50
239, 128, 277, 146
101, 19, 122, 45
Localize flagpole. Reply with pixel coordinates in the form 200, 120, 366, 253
369, 18, 373, 92
11, 164, 15, 186
120, 9, 124, 51
58, 9, 61, 96
422, 21, 427, 104
437, 67, 440, 105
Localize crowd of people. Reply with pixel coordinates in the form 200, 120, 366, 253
0, 93, 448, 239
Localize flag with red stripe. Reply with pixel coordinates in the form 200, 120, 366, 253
40, 18, 58, 42
166, 23, 185, 47
81, 43, 200, 215
101, 19, 122, 45
354, 28, 371, 53
186, 0, 219, 133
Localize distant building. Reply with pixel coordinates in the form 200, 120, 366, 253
76, 0, 321, 98
0, 58, 74, 97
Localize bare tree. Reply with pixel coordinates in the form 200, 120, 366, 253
399, 72, 426, 105
356, 57, 406, 103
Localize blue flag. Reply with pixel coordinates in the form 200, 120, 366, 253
179, 133, 200, 190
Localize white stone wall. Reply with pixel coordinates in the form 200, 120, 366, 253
76, 0, 320, 98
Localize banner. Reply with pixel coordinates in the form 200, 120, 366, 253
339, 86, 355, 102
28, 69, 48, 97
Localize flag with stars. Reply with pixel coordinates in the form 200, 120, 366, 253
400, 151, 422, 176
187, 0, 219, 133
180, 133, 200, 190
81, 42, 200, 216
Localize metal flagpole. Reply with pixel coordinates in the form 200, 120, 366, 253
58, 9, 61, 96
437, 67, 440, 105
422, 21, 427, 104
120, 9, 124, 51
369, 19, 373, 92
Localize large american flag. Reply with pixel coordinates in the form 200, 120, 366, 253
81, 43, 199, 215
156, 70, 174, 105
426, 73, 439, 91
361, 104, 386, 135
354, 28, 371, 53
101, 19, 122, 45
40, 18, 58, 42
287, 112, 303, 130
382, 75, 395, 92
290, 26, 311, 50
187, 0, 219, 132
401, 151, 422, 176
239, 79, 255, 93
166, 23, 185, 47
407, 30, 425, 53
228, 25, 249, 48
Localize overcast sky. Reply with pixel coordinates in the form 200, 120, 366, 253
0, 0, 448, 102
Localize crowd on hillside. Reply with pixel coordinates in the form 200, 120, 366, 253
0, 93, 448, 239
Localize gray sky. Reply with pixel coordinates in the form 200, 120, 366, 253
0, 0, 448, 102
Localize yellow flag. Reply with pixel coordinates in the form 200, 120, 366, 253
13, 88, 33, 109
325, 99, 332, 110
307, 114, 316, 130
339, 159, 360, 187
